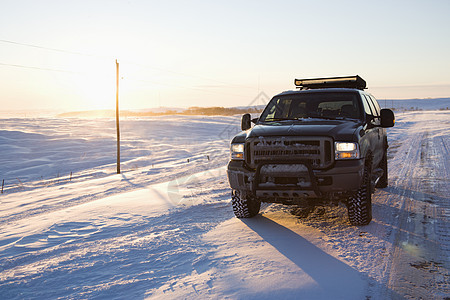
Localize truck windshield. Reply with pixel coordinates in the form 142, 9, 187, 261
259, 92, 361, 122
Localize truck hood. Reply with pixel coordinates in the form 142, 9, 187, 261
247, 120, 360, 141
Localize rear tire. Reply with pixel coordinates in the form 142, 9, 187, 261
347, 164, 372, 226
231, 190, 261, 218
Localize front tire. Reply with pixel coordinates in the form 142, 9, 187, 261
347, 163, 372, 226
231, 190, 261, 218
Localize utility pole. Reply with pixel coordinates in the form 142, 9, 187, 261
116, 59, 120, 174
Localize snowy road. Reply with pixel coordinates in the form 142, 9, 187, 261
377, 111, 450, 298
0, 111, 449, 299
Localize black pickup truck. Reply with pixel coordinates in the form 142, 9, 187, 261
227, 76, 395, 225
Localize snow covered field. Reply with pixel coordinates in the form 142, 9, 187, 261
0, 110, 449, 299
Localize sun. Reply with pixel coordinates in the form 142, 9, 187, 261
51, 56, 118, 111
73, 61, 117, 110
76, 73, 116, 110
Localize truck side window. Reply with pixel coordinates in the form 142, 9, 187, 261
361, 94, 373, 116
364, 95, 377, 116
364, 94, 381, 125
368, 95, 381, 116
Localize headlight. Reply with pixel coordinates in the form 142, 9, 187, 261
231, 143, 245, 160
335, 142, 359, 160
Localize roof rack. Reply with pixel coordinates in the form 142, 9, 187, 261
294, 75, 367, 90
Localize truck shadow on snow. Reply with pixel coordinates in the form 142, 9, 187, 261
241, 216, 403, 299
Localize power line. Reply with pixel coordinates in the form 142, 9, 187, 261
127, 77, 250, 99
0, 62, 82, 74
0, 38, 257, 90
0, 39, 109, 59
0, 60, 251, 99
0, 59, 255, 99
0, 39, 263, 103
122, 60, 256, 91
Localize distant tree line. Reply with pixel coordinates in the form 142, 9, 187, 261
58, 106, 263, 118
183, 106, 262, 116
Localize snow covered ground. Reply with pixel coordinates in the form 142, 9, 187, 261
0, 110, 449, 299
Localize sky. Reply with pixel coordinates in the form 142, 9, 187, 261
1, 0, 450, 112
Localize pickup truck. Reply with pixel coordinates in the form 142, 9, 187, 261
227, 75, 395, 225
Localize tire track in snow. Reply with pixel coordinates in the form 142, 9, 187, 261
379, 112, 450, 299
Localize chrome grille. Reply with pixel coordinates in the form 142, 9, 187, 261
247, 137, 333, 169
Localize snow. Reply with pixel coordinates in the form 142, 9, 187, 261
0, 108, 449, 299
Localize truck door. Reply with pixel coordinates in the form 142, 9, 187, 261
360, 94, 379, 169
363, 94, 383, 167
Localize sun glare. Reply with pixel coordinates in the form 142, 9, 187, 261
57, 58, 117, 111
75, 71, 116, 110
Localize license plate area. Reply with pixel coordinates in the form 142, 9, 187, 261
258, 164, 312, 188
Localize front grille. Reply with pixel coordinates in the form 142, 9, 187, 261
247, 137, 333, 169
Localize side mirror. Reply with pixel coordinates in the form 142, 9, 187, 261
241, 113, 251, 131
380, 109, 395, 127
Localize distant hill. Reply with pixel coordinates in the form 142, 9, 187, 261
57, 106, 264, 118
56, 98, 450, 118
380, 98, 450, 110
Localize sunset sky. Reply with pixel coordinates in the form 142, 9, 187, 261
1, 0, 450, 112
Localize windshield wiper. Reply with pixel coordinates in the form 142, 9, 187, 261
335, 116, 359, 121
262, 117, 302, 122
306, 115, 360, 122
306, 115, 336, 120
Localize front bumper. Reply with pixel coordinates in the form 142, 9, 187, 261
227, 159, 364, 201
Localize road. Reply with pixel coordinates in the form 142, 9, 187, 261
378, 111, 450, 298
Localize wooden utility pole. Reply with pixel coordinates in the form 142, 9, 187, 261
116, 59, 120, 174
